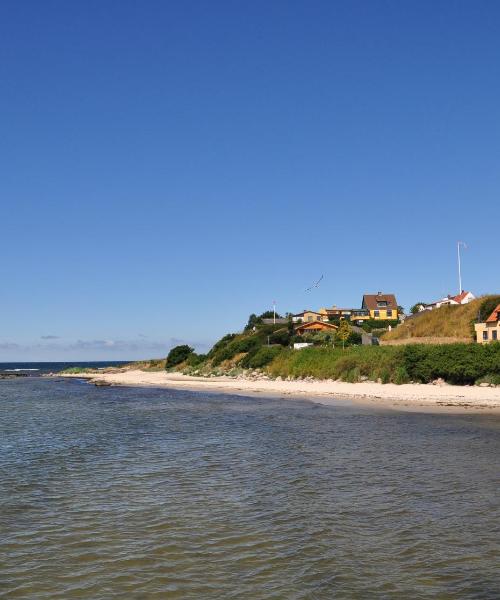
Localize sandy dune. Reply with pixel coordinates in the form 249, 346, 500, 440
58, 370, 500, 413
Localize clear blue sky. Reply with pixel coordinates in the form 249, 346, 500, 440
1, 1, 499, 361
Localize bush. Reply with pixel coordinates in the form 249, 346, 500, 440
166, 345, 194, 368
240, 346, 282, 369
207, 334, 237, 357
402, 343, 500, 385
185, 353, 207, 367
358, 319, 400, 332
210, 335, 261, 365
269, 329, 292, 346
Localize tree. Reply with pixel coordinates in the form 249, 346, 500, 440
259, 310, 283, 319
336, 320, 351, 350
166, 344, 194, 368
410, 302, 427, 315
397, 305, 405, 315
245, 313, 261, 330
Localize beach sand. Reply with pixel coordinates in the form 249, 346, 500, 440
58, 370, 500, 413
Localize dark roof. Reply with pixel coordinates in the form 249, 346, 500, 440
362, 293, 398, 310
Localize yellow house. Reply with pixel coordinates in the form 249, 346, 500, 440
361, 293, 399, 320
474, 304, 500, 343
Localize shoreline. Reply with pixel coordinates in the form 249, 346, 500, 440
56, 370, 500, 414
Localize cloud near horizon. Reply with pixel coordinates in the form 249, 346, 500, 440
41, 335, 60, 340
0, 337, 212, 361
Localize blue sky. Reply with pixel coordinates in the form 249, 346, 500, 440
1, 1, 499, 360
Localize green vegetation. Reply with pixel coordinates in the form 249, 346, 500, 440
59, 366, 95, 374
357, 319, 400, 332
410, 302, 427, 314
266, 343, 500, 385
267, 346, 402, 383
240, 346, 282, 369
151, 298, 500, 386
383, 296, 500, 342
245, 310, 283, 330
337, 320, 351, 349
165, 345, 195, 368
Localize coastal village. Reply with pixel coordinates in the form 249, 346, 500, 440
273, 290, 500, 345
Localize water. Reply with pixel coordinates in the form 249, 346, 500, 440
0, 361, 129, 376
1, 377, 499, 599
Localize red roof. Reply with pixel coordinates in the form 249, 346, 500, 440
486, 304, 500, 323
450, 291, 470, 304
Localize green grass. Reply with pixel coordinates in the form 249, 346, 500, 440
267, 345, 404, 383
59, 366, 96, 374
383, 296, 500, 342
265, 342, 500, 385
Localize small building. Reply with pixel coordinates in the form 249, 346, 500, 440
319, 306, 356, 321
293, 342, 313, 350
474, 304, 500, 343
292, 310, 326, 323
361, 293, 399, 320
428, 291, 476, 310
261, 318, 289, 325
295, 320, 338, 336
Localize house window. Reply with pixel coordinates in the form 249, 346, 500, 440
377, 301, 387, 307
483, 331, 489, 341
493, 331, 498, 341
307, 316, 313, 322
374, 310, 380, 318
387, 310, 393, 317
317, 316, 321, 321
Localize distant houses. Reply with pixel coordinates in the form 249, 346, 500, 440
474, 304, 500, 343
293, 292, 400, 326
416, 291, 476, 312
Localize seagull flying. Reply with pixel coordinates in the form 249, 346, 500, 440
305, 274, 324, 292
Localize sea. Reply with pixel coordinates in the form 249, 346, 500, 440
0, 361, 129, 376
1, 364, 500, 599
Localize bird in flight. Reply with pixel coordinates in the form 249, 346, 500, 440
305, 274, 323, 292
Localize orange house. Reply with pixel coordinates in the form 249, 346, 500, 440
295, 321, 338, 336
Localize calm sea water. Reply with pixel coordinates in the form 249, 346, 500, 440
0, 361, 129, 375
1, 377, 499, 599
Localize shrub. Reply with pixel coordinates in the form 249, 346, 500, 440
166, 345, 194, 368
240, 346, 282, 369
211, 335, 261, 365
185, 353, 206, 367
207, 334, 237, 357
402, 343, 500, 385
358, 319, 400, 332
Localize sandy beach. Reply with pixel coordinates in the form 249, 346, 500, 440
58, 370, 500, 413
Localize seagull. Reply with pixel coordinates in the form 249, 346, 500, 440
305, 274, 323, 292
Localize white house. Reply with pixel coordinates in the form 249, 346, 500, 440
426, 291, 475, 310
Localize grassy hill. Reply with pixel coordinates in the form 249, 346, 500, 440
382, 296, 500, 343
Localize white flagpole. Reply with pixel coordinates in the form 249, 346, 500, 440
457, 241, 467, 294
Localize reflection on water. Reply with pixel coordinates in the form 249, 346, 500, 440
1, 378, 499, 599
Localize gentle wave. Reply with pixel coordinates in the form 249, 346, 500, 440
1, 379, 500, 599
4, 368, 40, 371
